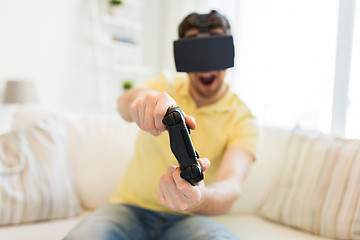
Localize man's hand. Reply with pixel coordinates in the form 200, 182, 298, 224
129, 91, 196, 136
157, 158, 210, 211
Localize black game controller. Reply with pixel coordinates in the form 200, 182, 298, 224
162, 107, 204, 186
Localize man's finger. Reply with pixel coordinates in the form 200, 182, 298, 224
198, 158, 210, 172
172, 168, 197, 203
183, 114, 196, 130
137, 100, 146, 129
154, 103, 175, 132
173, 167, 190, 187
144, 95, 157, 132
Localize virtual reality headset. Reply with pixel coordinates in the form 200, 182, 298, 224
173, 13, 235, 72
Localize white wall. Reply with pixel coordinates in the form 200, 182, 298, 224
0, 0, 98, 112
0, 0, 238, 114
0, 0, 344, 136
141, 0, 164, 76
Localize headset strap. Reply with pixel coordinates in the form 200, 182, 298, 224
196, 14, 211, 34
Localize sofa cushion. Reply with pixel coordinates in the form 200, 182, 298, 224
63, 114, 139, 209
0, 117, 81, 226
213, 215, 330, 240
260, 128, 360, 239
12, 110, 139, 210
0, 214, 85, 240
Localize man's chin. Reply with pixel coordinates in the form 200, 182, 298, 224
198, 87, 218, 98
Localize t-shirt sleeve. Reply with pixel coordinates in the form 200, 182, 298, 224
227, 114, 261, 161
135, 72, 168, 92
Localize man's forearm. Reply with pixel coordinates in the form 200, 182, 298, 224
188, 148, 253, 216
188, 178, 242, 216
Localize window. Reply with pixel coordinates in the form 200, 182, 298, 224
346, 0, 360, 138
230, 0, 339, 134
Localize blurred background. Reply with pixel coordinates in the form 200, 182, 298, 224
0, 0, 359, 138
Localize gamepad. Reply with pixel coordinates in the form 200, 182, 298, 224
162, 107, 204, 186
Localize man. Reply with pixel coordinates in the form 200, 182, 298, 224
65, 10, 259, 239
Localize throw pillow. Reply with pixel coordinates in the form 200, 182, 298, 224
260, 128, 360, 239
0, 117, 81, 225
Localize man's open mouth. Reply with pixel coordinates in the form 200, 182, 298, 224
199, 74, 216, 86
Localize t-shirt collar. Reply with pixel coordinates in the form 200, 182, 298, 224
180, 76, 233, 114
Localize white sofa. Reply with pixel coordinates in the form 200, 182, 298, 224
0, 111, 333, 240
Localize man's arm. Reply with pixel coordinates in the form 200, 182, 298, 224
158, 146, 253, 216
190, 147, 253, 215
117, 88, 150, 122
117, 88, 196, 136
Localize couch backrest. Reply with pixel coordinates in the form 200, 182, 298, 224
13, 110, 292, 214
230, 127, 291, 214
13, 110, 139, 210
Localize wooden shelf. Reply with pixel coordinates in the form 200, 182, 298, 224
92, 0, 151, 109
101, 15, 142, 30
112, 64, 151, 75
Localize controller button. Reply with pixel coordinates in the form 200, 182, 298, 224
173, 111, 182, 123
162, 113, 175, 126
191, 165, 200, 178
180, 168, 192, 179
170, 113, 177, 125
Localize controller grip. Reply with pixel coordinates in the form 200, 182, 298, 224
162, 107, 203, 186
180, 164, 203, 186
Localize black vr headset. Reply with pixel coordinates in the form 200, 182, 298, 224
173, 13, 235, 72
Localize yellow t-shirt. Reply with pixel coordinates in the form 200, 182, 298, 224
110, 72, 260, 213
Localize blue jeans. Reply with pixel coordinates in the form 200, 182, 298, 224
64, 204, 238, 240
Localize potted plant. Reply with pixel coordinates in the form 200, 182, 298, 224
122, 80, 133, 91
109, 0, 123, 16
109, 0, 122, 6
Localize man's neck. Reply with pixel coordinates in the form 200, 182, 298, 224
190, 84, 228, 108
